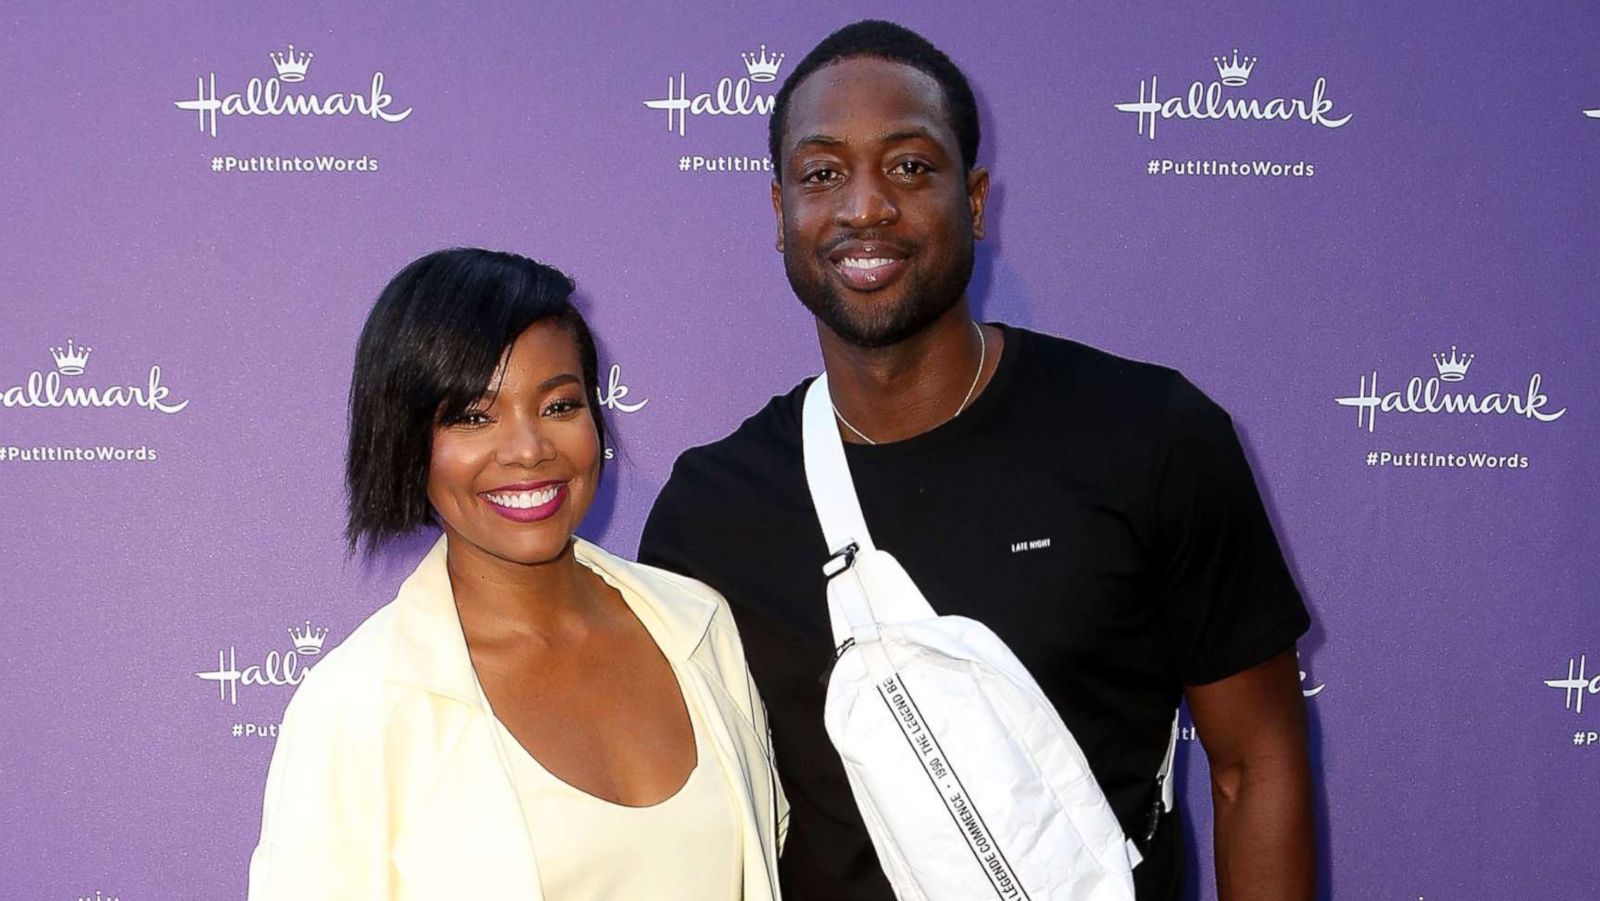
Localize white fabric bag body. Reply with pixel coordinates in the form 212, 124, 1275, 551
803, 375, 1175, 901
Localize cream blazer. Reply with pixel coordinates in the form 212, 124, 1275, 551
248, 537, 787, 900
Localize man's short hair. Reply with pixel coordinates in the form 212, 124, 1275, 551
344, 248, 604, 553
768, 19, 980, 179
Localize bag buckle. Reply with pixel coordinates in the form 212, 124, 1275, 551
821, 542, 860, 579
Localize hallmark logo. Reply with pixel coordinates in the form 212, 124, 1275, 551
1586, 106, 1600, 119
51, 339, 90, 376
1334, 347, 1566, 433
1213, 49, 1256, 87
1544, 654, 1599, 715
195, 621, 328, 706
741, 45, 785, 82
1, 340, 188, 414
1114, 49, 1352, 141
174, 43, 412, 138
1297, 650, 1324, 698
642, 46, 784, 137
78, 892, 119, 901
1431, 345, 1473, 381
1300, 667, 1324, 698
269, 43, 313, 82
288, 620, 329, 654
596, 363, 648, 414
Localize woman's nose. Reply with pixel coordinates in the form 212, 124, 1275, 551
496, 418, 556, 467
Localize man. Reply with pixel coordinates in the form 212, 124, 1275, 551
640, 20, 1314, 901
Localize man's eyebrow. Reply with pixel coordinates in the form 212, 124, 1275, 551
878, 127, 938, 145
790, 128, 940, 152
791, 133, 845, 150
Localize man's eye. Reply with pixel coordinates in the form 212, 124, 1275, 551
893, 160, 931, 176
801, 167, 840, 184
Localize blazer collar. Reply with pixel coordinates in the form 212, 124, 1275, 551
573, 538, 718, 662
384, 535, 718, 706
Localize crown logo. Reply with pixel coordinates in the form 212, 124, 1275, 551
1213, 49, 1257, 87
288, 620, 328, 655
50, 339, 92, 376
741, 44, 785, 83
1431, 345, 1474, 382
268, 43, 314, 82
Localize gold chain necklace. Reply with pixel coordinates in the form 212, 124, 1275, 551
831, 321, 986, 446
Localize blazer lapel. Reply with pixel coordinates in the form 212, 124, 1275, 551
383, 537, 544, 899
576, 540, 780, 901
389, 702, 543, 898
380, 537, 777, 900
687, 659, 782, 901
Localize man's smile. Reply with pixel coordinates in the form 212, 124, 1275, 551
828, 240, 910, 291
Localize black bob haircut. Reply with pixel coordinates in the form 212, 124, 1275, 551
344, 248, 604, 553
767, 19, 980, 180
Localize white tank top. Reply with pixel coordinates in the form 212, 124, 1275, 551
484, 663, 743, 901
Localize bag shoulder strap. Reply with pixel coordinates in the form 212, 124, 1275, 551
1158, 710, 1179, 811
807, 374, 1181, 826
802, 375, 876, 557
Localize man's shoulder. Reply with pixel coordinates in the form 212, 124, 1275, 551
1014, 326, 1179, 388
1009, 326, 1198, 429
665, 380, 810, 492
641, 381, 816, 571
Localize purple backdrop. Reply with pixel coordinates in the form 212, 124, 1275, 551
3, 2, 1597, 899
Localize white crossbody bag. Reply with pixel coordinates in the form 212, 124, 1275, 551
804, 375, 1178, 901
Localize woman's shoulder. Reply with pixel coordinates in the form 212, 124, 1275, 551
574, 540, 746, 651
576, 537, 713, 592
280, 601, 402, 727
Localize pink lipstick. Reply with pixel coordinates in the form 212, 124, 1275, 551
479, 481, 567, 523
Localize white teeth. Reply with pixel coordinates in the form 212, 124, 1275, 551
841, 257, 895, 270
484, 486, 560, 509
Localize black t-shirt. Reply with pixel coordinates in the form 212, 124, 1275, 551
639, 325, 1309, 901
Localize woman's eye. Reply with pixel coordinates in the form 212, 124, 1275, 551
439, 409, 490, 428
544, 397, 586, 417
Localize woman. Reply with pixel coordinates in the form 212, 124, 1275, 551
248, 248, 785, 900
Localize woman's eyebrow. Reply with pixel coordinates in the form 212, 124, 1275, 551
539, 373, 583, 391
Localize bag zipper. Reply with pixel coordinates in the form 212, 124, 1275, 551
818, 636, 857, 688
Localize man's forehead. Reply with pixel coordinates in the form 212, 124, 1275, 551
785, 56, 951, 137
791, 126, 942, 151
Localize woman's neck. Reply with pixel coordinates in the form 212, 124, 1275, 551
444, 536, 608, 644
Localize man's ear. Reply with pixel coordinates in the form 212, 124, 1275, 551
771, 179, 785, 252
967, 166, 991, 241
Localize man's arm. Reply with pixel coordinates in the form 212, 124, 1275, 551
1185, 647, 1315, 901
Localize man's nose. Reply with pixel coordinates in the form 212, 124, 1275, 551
835, 171, 899, 229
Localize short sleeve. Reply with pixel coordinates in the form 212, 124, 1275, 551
639, 456, 703, 580
1152, 376, 1310, 686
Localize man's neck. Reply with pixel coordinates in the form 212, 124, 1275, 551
818, 301, 1001, 444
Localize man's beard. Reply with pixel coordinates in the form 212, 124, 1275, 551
783, 243, 974, 349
